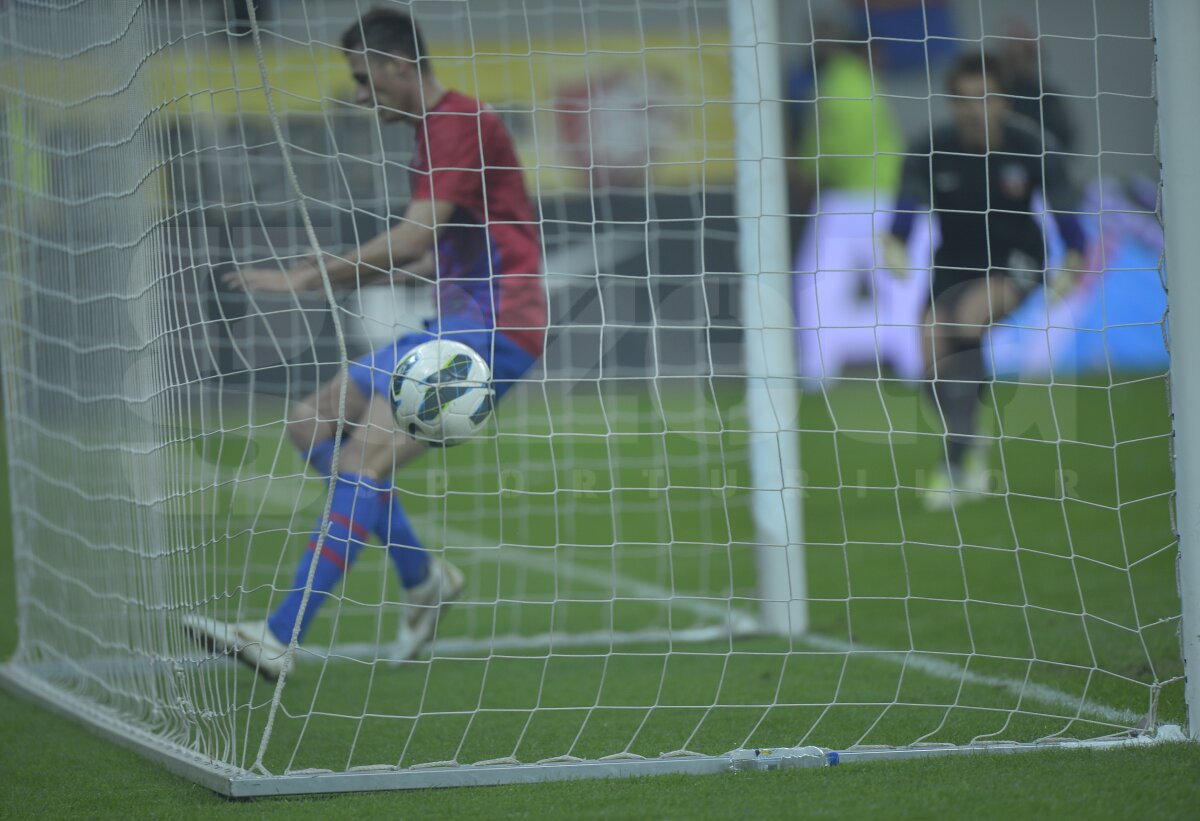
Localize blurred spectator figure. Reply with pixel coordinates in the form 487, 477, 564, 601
998, 20, 1076, 153
788, 21, 904, 215
789, 22, 927, 387
845, 0, 959, 73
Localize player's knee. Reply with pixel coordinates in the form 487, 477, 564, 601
288, 394, 316, 427
334, 433, 389, 481
287, 392, 331, 446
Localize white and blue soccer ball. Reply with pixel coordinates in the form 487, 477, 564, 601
390, 339, 494, 447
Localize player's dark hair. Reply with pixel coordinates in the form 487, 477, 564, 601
947, 51, 1006, 95
341, 8, 428, 66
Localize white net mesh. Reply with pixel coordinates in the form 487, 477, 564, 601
0, 0, 1184, 787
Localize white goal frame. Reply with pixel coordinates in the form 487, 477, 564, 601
0, 0, 1197, 797
1156, 0, 1200, 744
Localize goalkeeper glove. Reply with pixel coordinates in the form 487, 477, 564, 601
880, 234, 911, 279
1046, 250, 1086, 304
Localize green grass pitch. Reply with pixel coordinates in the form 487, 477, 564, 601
2, 375, 1199, 815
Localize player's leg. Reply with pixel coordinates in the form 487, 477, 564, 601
336, 326, 499, 662
182, 369, 376, 680
327, 391, 433, 594
287, 370, 372, 477
263, 393, 452, 660
280, 328, 450, 639
332, 330, 439, 588
925, 273, 1024, 506
948, 272, 1024, 472
944, 271, 1025, 437
933, 280, 988, 477
329, 394, 466, 663
381, 328, 539, 662
263, 332, 441, 656
921, 277, 972, 506
185, 337, 433, 679
195, 328, 539, 674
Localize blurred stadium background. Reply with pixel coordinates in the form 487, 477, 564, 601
7, 0, 1163, 401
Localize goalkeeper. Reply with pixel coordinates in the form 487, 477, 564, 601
186, 8, 546, 679
881, 52, 1086, 509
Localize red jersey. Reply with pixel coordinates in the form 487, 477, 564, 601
410, 90, 546, 357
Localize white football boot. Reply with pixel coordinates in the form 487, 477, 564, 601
958, 446, 992, 496
392, 556, 465, 663
921, 448, 990, 512
182, 615, 292, 681
920, 464, 956, 511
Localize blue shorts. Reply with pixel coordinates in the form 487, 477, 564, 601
348, 319, 538, 404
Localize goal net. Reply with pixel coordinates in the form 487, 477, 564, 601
0, 0, 1192, 795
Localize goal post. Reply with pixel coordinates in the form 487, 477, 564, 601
730, 0, 807, 637
0, 0, 1196, 798
1155, 0, 1200, 742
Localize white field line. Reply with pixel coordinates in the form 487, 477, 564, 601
435, 522, 761, 629
191, 474, 1144, 727
356, 522, 1144, 727
800, 635, 1144, 727
330, 625, 756, 659
328, 520, 761, 658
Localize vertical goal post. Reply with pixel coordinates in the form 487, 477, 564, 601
1154, 0, 1200, 742
730, 0, 808, 637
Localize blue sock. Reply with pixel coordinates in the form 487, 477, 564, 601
380, 490, 430, 589
267, 473, 388, 644
302, 438, 336, 478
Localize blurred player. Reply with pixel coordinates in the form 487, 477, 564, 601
881, 52, 1086, 509
185, 8, 546, 678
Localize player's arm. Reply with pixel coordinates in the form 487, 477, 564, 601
227, 199, 454, 293
319, 199, 454, 288
1042, 139, 1088, 300
881, 136, 932, 276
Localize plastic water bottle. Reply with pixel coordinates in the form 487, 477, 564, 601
728, 746, 832, 772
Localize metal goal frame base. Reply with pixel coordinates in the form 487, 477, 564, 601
3, 662, 1187, 799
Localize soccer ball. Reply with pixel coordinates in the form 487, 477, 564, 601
390, 339, 494, 447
